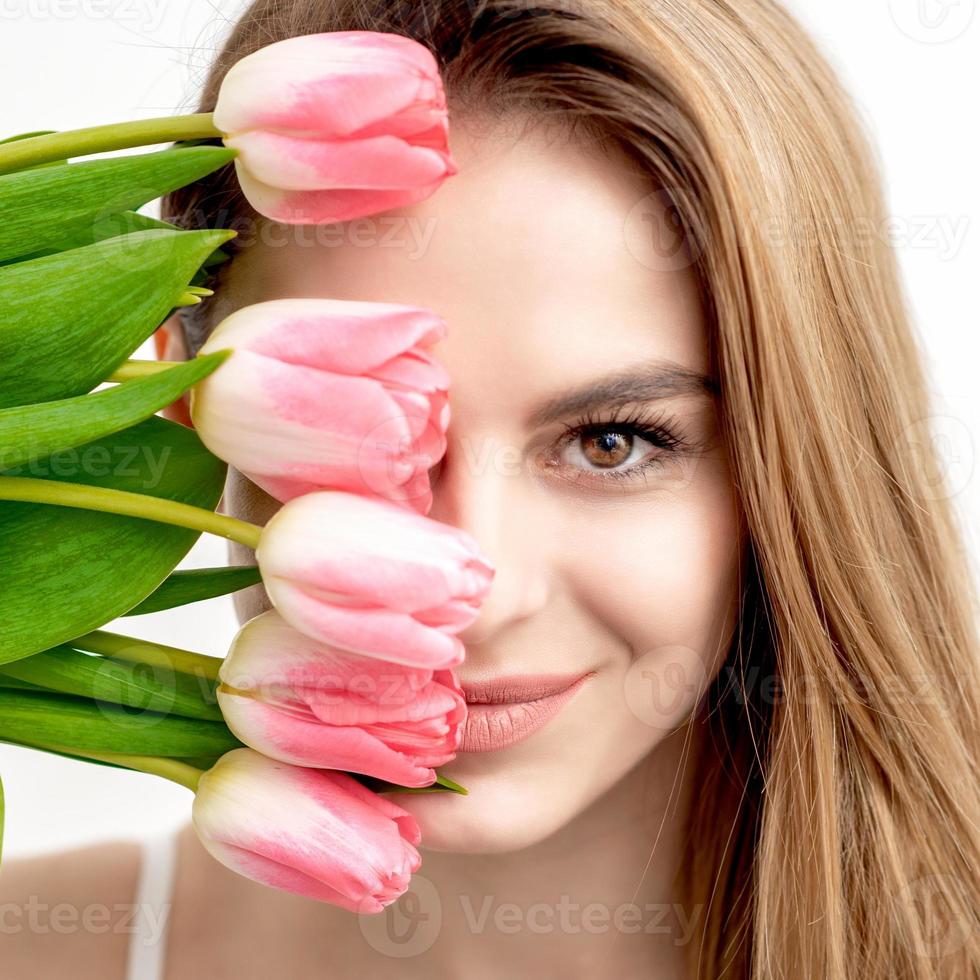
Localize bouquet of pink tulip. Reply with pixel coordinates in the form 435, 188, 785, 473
0, 31, 493, 914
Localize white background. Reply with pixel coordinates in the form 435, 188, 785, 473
0, 0, 977, 855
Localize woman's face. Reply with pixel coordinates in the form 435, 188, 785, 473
213, 114, 744, 854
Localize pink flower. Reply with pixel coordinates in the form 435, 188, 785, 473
213, 31, 457, 224
254, 490, 495, 669
216, 609, 465, 787
191, 297, 449, 513
191, 748, 421, 912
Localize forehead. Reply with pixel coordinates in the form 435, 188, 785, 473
220, 114, 707, 422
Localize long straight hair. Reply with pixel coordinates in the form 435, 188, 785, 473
163, 2, 980, 976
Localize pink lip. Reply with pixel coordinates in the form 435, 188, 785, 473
457, 671, 595, 753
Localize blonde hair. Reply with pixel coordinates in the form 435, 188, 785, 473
163, 1, 980, 976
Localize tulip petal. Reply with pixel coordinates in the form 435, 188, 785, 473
192, 750, 421, 910
224, 130, 453, 191
231, 161, 448, 225
202, 839, 384, 912
204, 296, 447, 377
216, 612, 464, 763
220, 610, 435, 699
256, 492, 492, 612
212, 31, 456, 226
372, 347, 451, 394
336, 769, 425, 848
191, 347, 434, 505
256, 472, 431, 515
213, 32, 442, 137
216, 691, 439, 786
253, 491, 494, 657
263, 578, 465, 669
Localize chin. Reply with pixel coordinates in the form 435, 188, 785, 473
386, 762, 576, 855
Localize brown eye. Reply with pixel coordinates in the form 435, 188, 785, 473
579, 429, 634, 468
558, 426, 649, 473
547, 409, 689, 487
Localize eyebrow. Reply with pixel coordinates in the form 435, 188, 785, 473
526, 358, 719, 427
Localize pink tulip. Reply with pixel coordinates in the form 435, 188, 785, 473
191, 748, 421, 912
213, 31, 457, 224
216, 609, 465, 786
191, 297, 450, 513
255, 490, 495, 669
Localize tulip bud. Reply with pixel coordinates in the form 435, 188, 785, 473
213, 31, 457, 224
216, 609, 465, 786
255, 490, 495, 669
191, 297, 450, 512
191, 748, 421, 912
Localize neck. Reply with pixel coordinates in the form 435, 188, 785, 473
406, 722, 702, 980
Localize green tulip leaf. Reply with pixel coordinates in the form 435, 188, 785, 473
0, 210, 166, 267
0, 210, 230, 269
0, 415, 226, 664
0, 146, 235, 263
0, 227, 235, 409
0, 689, 242, 757
0, 352, 228, 470
0, 740, 222, 782
0, 675, 49, 692
0, 646, 223, 722
124, 565, 263, 616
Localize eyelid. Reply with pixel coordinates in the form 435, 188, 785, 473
525, 362, 718, 429
557, 403, 689, 450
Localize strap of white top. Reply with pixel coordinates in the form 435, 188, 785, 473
124, 827, 179, 980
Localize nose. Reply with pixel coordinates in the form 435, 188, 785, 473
426, 441, 551, 646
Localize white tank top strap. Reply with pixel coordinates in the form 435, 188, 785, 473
125, 825, 180, 980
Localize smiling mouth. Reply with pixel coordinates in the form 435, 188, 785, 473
457, 671, 595, 753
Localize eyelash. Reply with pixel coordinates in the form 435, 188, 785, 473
550, 405, 691, 485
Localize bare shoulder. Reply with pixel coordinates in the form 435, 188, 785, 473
0, 838, 142, 980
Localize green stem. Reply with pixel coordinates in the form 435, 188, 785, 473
72, 630, 223, 681
0, 113, 221, 175
0, 476, 263, 550
32, 739, 205, 791
108, 360, 178, 382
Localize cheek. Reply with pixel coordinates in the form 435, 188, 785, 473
562, 461, 743, 725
